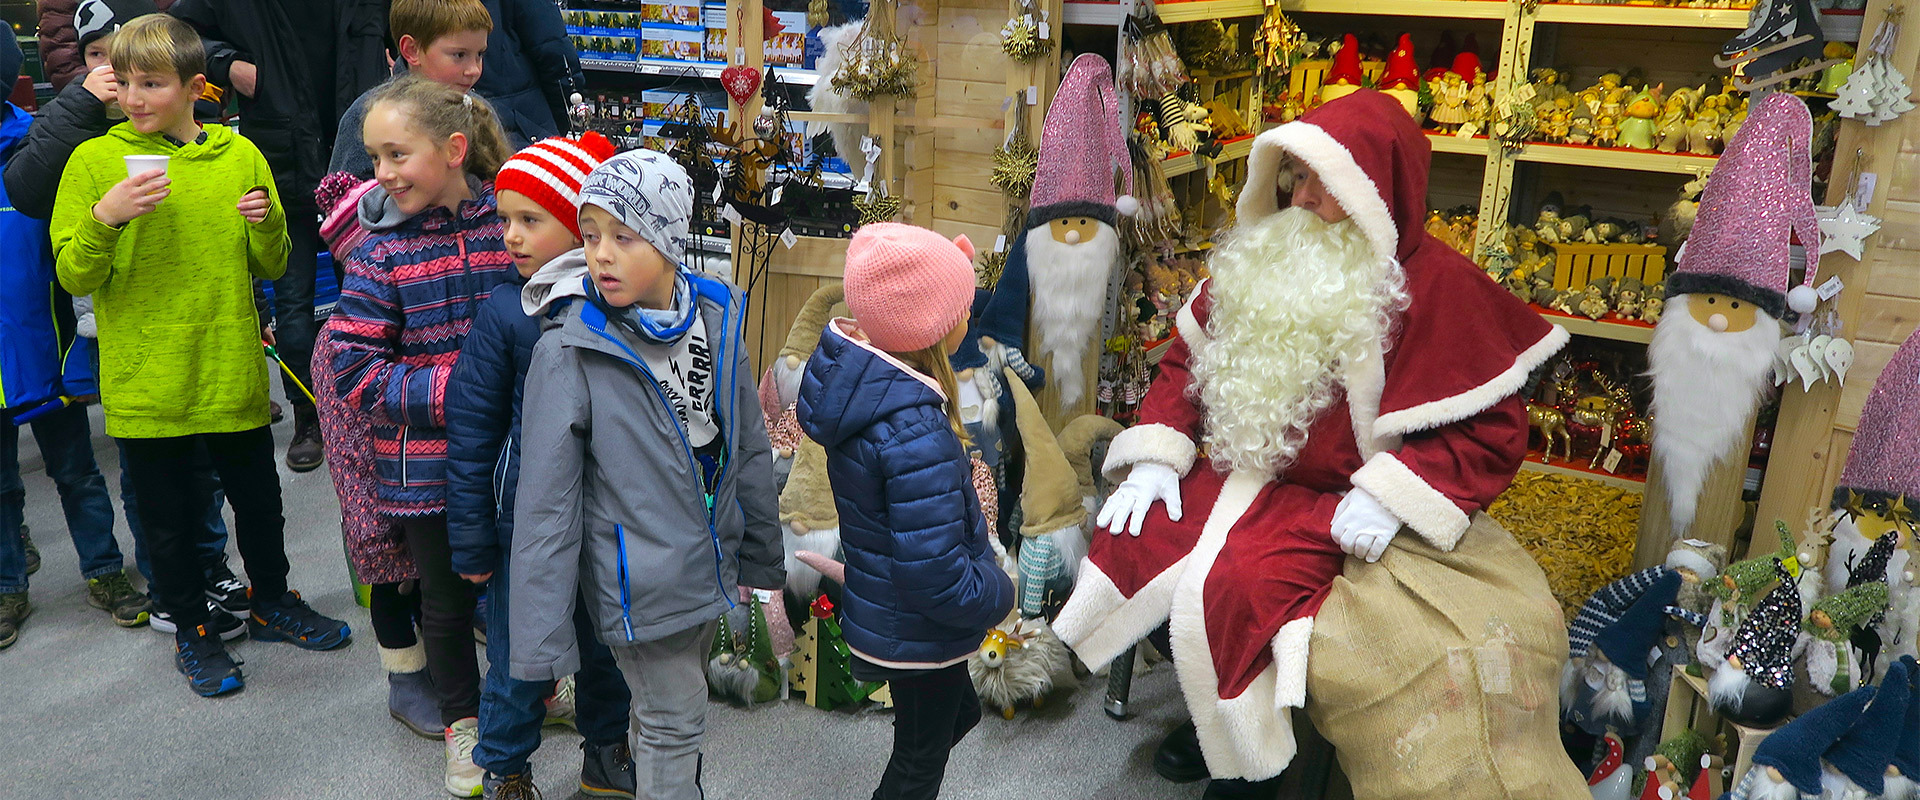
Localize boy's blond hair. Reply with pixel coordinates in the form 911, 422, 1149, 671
107, 14, 205, 84
391, 0, 494, 49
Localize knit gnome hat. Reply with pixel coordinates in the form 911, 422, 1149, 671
1450, 50, 1483, 80
1668, 92, 1821, 322
1832, 324, 1920, 517
579, 149, 694, 270
1893, 656, 1920, 784
1750, 682, 1877, 794
842, 223, 977, 353
780, 438, 838, 534
1569, 566, 1677, 659
1005, 370, 1086, 538
1595, 570, 1684, 680
1828, 658, 1913, 795
1381, 33, 1420, 90
1726, 559, 1805, 692
778, 283, 847, 367
1058, 414, 1125, 497
497, 132, 618, 241
1030, 53, 1136, 227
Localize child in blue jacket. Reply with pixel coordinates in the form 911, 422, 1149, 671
797, 223, 1015, 800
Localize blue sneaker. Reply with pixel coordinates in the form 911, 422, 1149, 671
248, 590, 352, 651
176, 624, 244, 697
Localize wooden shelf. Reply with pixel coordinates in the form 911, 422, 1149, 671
1531, 3, 1752, 28
1426, 131, 1491, 156
1519, 458, 1647, 492
1513, 141, 1718, 175
1537, 307, 1657, 344
583, 57, 820, 86
1062, 0, 1263, 25
1281, 0, 1510, 18
1161, 135, 1255, 178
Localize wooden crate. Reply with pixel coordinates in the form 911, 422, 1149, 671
1551, 243, 1668, 291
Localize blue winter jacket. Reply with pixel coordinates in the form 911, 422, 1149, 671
0, 102, 81, 413
444, 274, 538, 577
798, 320, 1015, 669
475, 0, 586, 144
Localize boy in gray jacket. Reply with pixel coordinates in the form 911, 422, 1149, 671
508, 149, 783, 800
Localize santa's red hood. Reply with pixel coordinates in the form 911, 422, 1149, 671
1236, 89, 1430, 264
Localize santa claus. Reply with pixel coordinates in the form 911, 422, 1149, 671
1053, 90, 1584, 799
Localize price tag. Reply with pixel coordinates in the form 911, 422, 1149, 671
1855, 172, 1878, 209
734, 47, 745, 65
1038, 21, 1050, 39
994, 234, 1007, 253
770, 184, 784, 205
1602, 449, 1623, 474
711, 182, 723, 203
780, 227, 798, 249
721, 203, 743, 225
1817, 275, 1845, 301
1027, 85, 1039, 105
1455, 121, 1479, 139
1513, 84, 1536, 103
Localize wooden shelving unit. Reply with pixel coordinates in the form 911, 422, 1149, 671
1520, 458, 1646, 493
1161, 135, 1256, 178
1535, 308, 1657, 344
1512, 142, 1718, 175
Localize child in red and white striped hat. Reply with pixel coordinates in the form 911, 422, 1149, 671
443, 132, 639, 798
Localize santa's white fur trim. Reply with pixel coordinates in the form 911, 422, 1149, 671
1373, 324, 1570, 439
784, 525, 841, 600
1176, 282, 1211, 351
1665, 549, 1722, 583
1348, 451, 1470, 551
1171, 470, 1303, 781
379, 644, 428, 674
1101, 423, 1198, 482
1343, 334, 1393, 459
1052, 554, 1188, 672
1238, 123, 1399, 267
1271, 617, 1313, 710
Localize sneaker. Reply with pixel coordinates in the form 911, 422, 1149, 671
544, 675, 577, 729
483, 772, 543, 800
86, 570, 152, 627
204, 559, 250, 616
286, 404, 323, 472
21, 529, 38, 576
249, 589, 351, 650
579, 740, 636, 799
175, 624, 244, 697
0, 593, 30, 649
151, 598, 246, 641
445, 717, 484, 797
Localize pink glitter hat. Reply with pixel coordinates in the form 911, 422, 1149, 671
1670, 93, 1822, 322
1029, 54, 1136, 227
1833, 325, 1920, 511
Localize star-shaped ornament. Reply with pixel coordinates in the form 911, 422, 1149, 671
1845, 489, 1869, 520
1887, 495, 1914, 528
1817, 198, 1883, 260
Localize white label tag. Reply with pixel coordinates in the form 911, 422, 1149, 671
1456, 121, 1480, 138
770, 184, 784, 205
780, 227, 798, 249
1856, 172, 1878, 209
994, 234, 1007, 253
1603, 449, 1623, 474
1027, 85, 1039, 105
1513, 84, 1536, 103
734, 47, 745, 65
1817, 275, 1845, 300
721, 203, 743, 224
711, 181, 723, 203
1038, 21, 1050, 39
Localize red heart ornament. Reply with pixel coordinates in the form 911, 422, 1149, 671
721, 65, 762, 106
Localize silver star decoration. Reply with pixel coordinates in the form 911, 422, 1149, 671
1817, 198, 1882, 260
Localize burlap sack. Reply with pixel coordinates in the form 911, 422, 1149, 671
1305, 513, 1586, 800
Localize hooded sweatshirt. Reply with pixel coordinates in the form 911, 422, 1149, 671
50, 121, 288, 438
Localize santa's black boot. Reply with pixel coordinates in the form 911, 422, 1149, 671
1202, 777, 1282, 800
1154, 720, 1210, 783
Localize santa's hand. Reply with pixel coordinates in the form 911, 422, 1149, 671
1332, 488, 1400, 563
1097, 462, 1183, 537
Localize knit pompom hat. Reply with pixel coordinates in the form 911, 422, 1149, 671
843, 223, 977, 353
496, 131, 618, 240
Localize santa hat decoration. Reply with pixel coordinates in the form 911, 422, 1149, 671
1030, 53, 1137, 226
1668, 92, 1822, 321
1327, 33, 1364, 85
1450, 50, 1483, 81
1709, 560, 1803, 726
1380, 33, 1421, 90
1828, 658, 1913, 796
1747, 682, 1877, 795
1831, 325, 1920, 518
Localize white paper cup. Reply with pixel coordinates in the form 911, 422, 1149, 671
124, 154, 169, 180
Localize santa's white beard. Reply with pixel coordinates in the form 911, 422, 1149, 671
1025, 222, 1121, 410
1647, 295, 1781, 537
1193, 208, 1403, 475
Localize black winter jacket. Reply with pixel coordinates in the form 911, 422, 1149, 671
1, 81, 114, 221
168, 0, 389, 203
475, 0, 585, 143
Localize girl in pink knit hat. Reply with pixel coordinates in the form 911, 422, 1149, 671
796, 222, 1016, 800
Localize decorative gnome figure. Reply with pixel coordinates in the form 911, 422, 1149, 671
978, 53, 1136, 413
1379, 33, 1422, 117
1699, 522, 1816, 668
1003, 369, 1090, 619
1057, 413, 1126, 525
1321, 34, 1364, 105
1563, 567, 1685, 737
1823, 324, 1920, 683
1805, 580, 1891, 696
780, 439, 843, 602
1649, 92, 1823, 540
1708, 559, 1808, 728
1731, 657, 1914, 800
761, 283, 847, 489
1667, 538, 1730, 661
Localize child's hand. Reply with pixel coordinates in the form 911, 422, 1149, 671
460, 572, 492, 585
91, 170, 169, 227
237, 189, 271, 224
81, 65, 118, 105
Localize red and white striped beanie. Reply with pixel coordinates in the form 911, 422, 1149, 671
495, 131, 619, 240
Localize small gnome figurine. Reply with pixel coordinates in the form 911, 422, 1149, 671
1379, 33, 1421, 117
1002, 368, 1089, 619
1665, 538, 1728, 660
1321, 33, 1364, 105
1563, 568, 1684, 736
761, 283, 847, 489
1707, 559, 1805, 728
1700, 522, 1802, 666
1730, 671, 1886, 800
1805, 581, 1892, 695
1649, 93, 1822, 541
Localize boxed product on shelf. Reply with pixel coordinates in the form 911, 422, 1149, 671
706, 27, 726, 62
643, 0, 700, 27
642, 89, 681, 120
642, 120, 675, 153
642, 24, 705, 62
765, 11, 807, 68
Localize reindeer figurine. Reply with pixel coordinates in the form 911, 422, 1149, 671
1529, 402, 1572, 463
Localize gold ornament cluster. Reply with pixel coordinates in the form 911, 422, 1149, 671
830, 11, 917, 101
990, 135, 1038, 198
1000, 14, 1052, 63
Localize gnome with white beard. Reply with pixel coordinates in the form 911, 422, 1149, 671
978, 53, 1135, 413
1649, 92, 1823, 540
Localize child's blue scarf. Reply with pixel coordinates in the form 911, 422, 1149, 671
583, 271, 697, 345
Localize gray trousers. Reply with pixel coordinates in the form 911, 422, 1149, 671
611, 620, 718, 800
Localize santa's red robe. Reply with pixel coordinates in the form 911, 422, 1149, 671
1054, 90, 1569, 781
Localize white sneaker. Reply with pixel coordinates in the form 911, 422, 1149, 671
444, 717, 484, 797
544, 674, 577, 729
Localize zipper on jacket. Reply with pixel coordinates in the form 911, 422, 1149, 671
399, 426, 410, 486
613, 524, 635, 642
492, 437, 513, 518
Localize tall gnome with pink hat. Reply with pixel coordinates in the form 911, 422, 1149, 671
1648, 92, 1822, 540
977, 54, 1135, 412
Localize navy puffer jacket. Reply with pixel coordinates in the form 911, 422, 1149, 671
798, 320, 1014, 669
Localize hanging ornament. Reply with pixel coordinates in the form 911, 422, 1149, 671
830, 6, 919, 101
852, 186, 902, 227
1816, 196, 1882, 259
990, 105, 1038, 198
721, 65, 763, 106
1000, 0, 1053, 63
1255, 0, 1303, 74
1121, 13, 1187, 98
807, 0, 831, 28
1834, 11, 1914, 126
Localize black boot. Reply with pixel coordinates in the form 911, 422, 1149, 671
1154, 720, 1210, 783
580, 739, 636, 799
1202, 777, 1282, 800
286, 403, 323, 472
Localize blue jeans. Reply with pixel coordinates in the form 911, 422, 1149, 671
475, 569, 630, 777
0, 404, 123, 593
116, 438, 229, 584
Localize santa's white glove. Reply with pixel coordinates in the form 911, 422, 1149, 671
1331, 487, 1400, 563
1097, 462, 1183, 537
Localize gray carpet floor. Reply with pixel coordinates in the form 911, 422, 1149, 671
0, 400, 1286, 800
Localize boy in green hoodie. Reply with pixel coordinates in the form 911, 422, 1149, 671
49, 13, 352, 698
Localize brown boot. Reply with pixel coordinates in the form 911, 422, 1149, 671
286, 403, 324, 472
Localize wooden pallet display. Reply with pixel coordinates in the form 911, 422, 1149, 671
1549, 243, 1668, 291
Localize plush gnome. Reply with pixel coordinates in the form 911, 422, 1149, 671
762, 284, 846, 491
1649, 93, 1822, 540
1667, 538, 1729, 657
1322, 33, 1365, 104
1002, 370, 1090, 618
1825, 325, 1920, 682
1057, 413, 1125, 518
1733, 679, 1879, 800
780, 439, 842, 602
977, 53, 1135, 413
1564, 567, 1685, 735
1890, 655, 1920, 800
1709, 559, 1806, 727
1379, 33, 1422, 116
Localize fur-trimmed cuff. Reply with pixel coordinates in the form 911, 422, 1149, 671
1349, 452, 1470, 551
1053, 557, 1185, 671
1271, 617, 1313, 711
1102, 423, 1198, 481
379, 643, 428, 674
